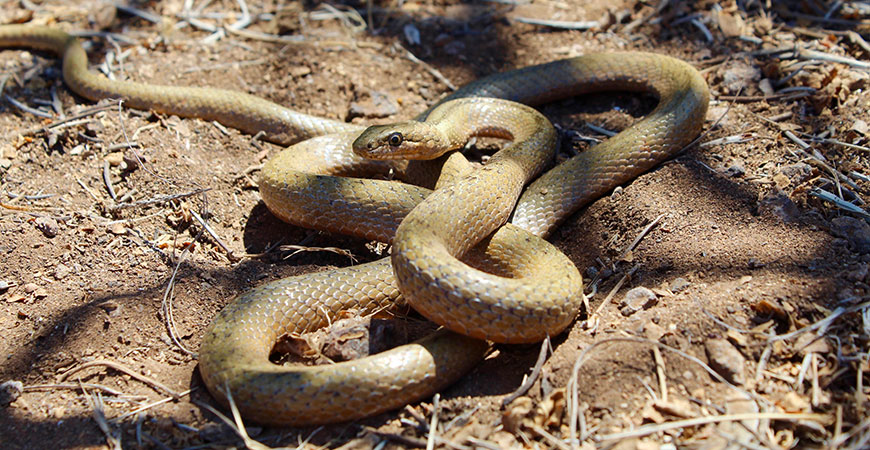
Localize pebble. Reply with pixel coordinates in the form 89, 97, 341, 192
0, 380, 23, 407
705, 338, 746, 385
619, 287, 657, 316
347, 90, 399, 119
723, 160, 745, 177
54, 263, 71, 280
722, 60, 761, 94
22, 282, 38, 294
831, 216, 870, 254
34, 216, 59, 238
794, 332, 831, 357
758, 189, 800, 223
669, 277, 691, 293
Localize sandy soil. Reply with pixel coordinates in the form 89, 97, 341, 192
1, 1, 868, 448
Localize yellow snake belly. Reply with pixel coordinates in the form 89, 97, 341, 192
0, 24, 710, 425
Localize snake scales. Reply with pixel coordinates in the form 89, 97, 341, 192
0, 24, 709, 425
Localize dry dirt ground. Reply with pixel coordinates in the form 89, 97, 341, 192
0, 1, 869, 449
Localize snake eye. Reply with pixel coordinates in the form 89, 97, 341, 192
387, 132, 403, 147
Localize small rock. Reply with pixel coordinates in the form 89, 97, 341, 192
444, 40, 466, 56
611, 186, 623, 197
643, 321, 667, 341
831, 216, 870, 254
0, 158, 11, 170
198, 423, 239, 442
585, 266, 599, 278
122, 152, 143, 171
723, 160, 746, 177
107, 222, 127, 235
779, 391, 810, 413
669, 277, 691, 293
0, 380, 23, 407
22, 283, 38, 294
705, 338, 746, 385
847, 263, 869, 282
653, 397, 695, 418
0, 280, 10, 293
288, 65, 311, 78
720, 392, 759, 442
347, 90, 399, 120
758, 189, 800, 223
104, 152, 124, 166
758, 78, 775, 96
853, 119, 868, 135
619, 287, 658, 316
779, 162, 813, 184
54, 263, 71, 280
99, 300, 121, 316
34, 216, 59, 238
794, 332, 831, 357
722, 60, 761, 95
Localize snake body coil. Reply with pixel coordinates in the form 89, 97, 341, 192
0, 24, 710, 425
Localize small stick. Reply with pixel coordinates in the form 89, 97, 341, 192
107, 188, 211, 211
798, 49, 870, 69
596, 412, 827, 442
621, 213, 665, 259
690, 18, 714, 42
60, 360, 179, 398
87, 390, 122, 450
465, 437, 501, 450
20, 104, 115, 136
426, 394, 440, 450
652, 346, 667, 403
193, 385, 272, 450
512, 17, 599, 30
4, 95, 53, 118
502, 336, 551, 407
717, 91, 813, 103
24, 382, 141, 398
162, 237, 199, 357
113, 388, 195, 422
405, 49, 457, 91
593, 264, 639, 317
809, 188, 870, 219
111, 3, 163, 24
586, 123, 616, 137
699, 134, 756, 148
364, 427, 428, 448
103, 161, 117, 201
529, 423, 572, 450
76, 177, 102, 203
190, 209, 238, 261
278, 244, 356, 262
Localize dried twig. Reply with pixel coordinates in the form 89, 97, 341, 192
107, 188, 211, 211
60, 360, 180, 398
512, 17, 599, 30
597, 412, 827, 442
502, 336, 551, 407
426, 394, 440, 450
191, 209, 238, 261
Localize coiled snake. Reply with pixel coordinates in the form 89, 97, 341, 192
0, 24, 709, 425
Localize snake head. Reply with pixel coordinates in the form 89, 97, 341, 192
352, 122, 448, 160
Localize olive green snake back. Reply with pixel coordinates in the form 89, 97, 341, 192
0, 24, 710, 425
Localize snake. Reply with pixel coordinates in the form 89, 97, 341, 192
0, 24, 710, 425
